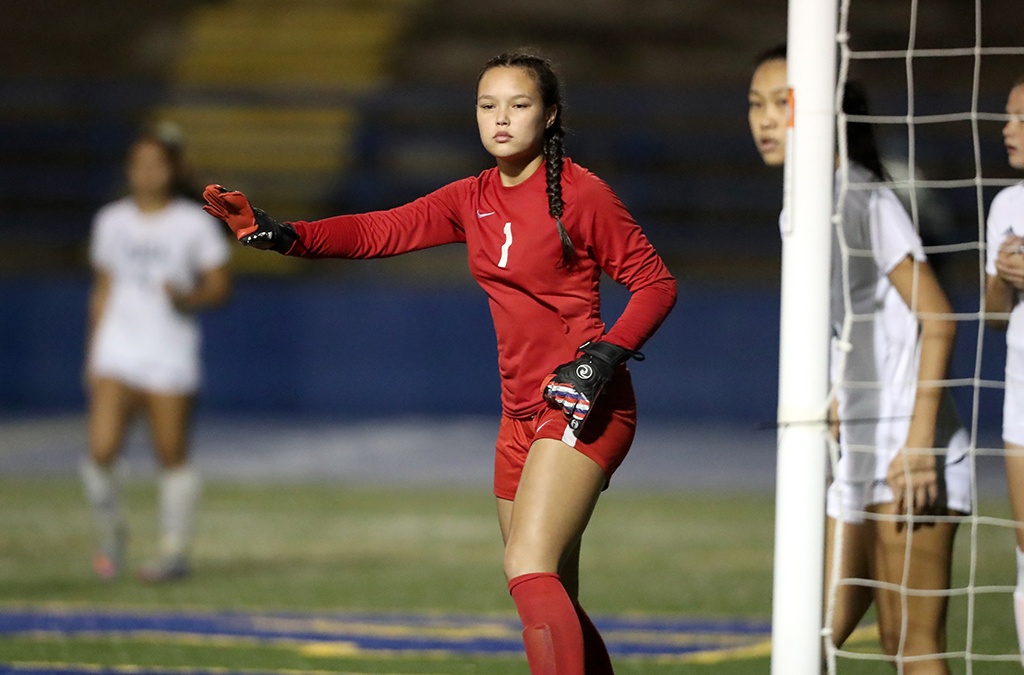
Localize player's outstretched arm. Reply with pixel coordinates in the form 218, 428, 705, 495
543, 341, 643, 436
202, 184, 298, 253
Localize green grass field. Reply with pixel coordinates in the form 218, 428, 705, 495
0, 477, 1019, 674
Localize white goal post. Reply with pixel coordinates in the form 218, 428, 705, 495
770, 0, 838, 673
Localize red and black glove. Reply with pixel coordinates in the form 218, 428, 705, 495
202, 184, 297, 253
543, 341, 642, 436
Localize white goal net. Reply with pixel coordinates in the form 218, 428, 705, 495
776, 0, 1024, 673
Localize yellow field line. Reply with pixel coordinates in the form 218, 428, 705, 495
2, 625, 882, 672
7, 603, 860, 667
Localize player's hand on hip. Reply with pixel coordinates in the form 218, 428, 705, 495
202, 184, 297, 253
886, 446, 939, 531
542, 340, 641, 436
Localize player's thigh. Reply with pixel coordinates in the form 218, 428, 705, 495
88, 376, 139, 464
1003, 345, 1024, 447
1006, 443, 1024, 544
868, 503, 958, 651
497, 497, 514, 546
1004, 344, 1024, 543
503, 438, 606, 580
143, 390, 195, 468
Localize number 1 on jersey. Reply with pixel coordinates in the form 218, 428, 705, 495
498, 221, 513, 268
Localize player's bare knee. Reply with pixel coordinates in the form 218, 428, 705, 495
878, 623, 943, 662
91, 454, 119, 468
503, 542, 556, 582
89, 443, 121, 467
502, 546, 532, 581
156, 453, 188, 470
899, 659, 949, 675
877, 624, 902, 658
153, 438, 189, 469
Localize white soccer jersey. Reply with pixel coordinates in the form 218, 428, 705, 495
827, 164, 971, 521
986, 183, 1024, 345
88, 197, 230, 393
985, 182, 1024, 444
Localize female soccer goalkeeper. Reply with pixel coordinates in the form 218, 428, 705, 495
749, 46, 970, 674
983, 75, 1024, 665
203, 51, 676, 675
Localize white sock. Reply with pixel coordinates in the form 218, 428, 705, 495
159, 466, 200, 560
1015, 547, 1024, 665
79, 457, 124, 553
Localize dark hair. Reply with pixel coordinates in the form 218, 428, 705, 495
478, 51, 576, 266
842, 81, 888, 181
129, 122, 194, 199
752, 44, 888, 181
753, 43, 787, 72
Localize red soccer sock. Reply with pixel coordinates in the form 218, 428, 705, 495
508, 572, 585, 675
574, 602, 615, 674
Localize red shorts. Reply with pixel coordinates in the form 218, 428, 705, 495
493, 368, 637, 501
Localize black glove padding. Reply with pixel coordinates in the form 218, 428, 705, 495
242, 207, 299, 253
543, 341, 643, 435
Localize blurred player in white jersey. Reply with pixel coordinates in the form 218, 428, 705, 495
983, 75, 1024, 665
83, 125, 232, 582
750, 46, 970, 674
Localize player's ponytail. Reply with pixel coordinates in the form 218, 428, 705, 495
843, 80, 890, 182
480, 51, 577, 266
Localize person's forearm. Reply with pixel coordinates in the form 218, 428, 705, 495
985, 274, 1015, 331
172, 268, 231, 311
906, 315, 955, 448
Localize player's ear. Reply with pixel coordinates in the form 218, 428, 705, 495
545, 105, 558, 129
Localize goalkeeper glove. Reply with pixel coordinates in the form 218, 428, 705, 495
202, 184, 297, 253
543, 341, 643, 436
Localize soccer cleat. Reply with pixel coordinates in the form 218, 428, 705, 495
92, 551, 119, 581
91, 524, 126, 582
136, 556, 190, 584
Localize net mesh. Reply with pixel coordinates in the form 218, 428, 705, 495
826, 0, 1024, 671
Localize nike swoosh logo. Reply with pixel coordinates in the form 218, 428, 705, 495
535, 419, 554, 434
476, 210, 495, 218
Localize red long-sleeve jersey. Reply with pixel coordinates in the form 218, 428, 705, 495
286, 159, 677, 419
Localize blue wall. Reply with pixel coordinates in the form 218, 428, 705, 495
0, 278, 1005, 434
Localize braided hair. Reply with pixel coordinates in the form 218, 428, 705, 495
478, 51, 576, 266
